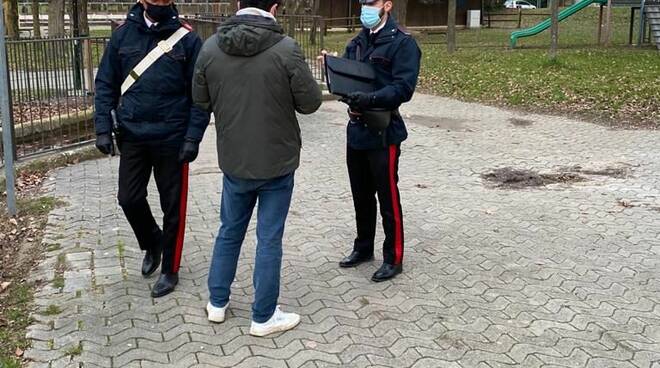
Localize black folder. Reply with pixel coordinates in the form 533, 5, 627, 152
324, 55, 376, 97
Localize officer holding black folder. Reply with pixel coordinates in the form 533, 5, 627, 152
337, 0, 421, 282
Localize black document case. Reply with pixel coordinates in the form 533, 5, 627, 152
324, 55, 377, 97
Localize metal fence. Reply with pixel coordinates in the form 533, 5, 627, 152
188, 14, 325, 81
1, 36, 109, 160
0, 14, 324, 165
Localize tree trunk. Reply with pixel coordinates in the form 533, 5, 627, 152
79, 0, 88, 35
2, 0, 19, 38
392, 0, 408, 26
549, 0, 559, 60
67, 0, 88, 35
603, 0, 612, 45
48, 0, 65, 37
31, 0, 40, 37
285, 0, 303, 36
447, 0, 456, 53
310, 0, 320, 44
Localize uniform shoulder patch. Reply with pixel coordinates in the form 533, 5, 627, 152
180, 20, 193, 31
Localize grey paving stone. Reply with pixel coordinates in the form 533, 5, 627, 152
23, 95, 660, 367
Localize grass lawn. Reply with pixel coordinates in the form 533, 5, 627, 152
322, 7, 659, 127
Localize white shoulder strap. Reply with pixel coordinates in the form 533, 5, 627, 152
120, 27, 191, 96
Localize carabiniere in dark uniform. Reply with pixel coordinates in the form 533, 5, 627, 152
94, 0, 210, 297
339, 0, 421, 282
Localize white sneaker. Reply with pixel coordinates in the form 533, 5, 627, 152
249, 306, 301, 337
206, 301, 228, 323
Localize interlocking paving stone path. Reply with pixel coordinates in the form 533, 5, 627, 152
25, 95, 660, 367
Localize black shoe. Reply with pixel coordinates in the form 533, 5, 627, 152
141, 247, 162, 277
339, 251, 374, 268
151, 273, 178, 298
371, 263, 402, 282
141, 230, 163, 277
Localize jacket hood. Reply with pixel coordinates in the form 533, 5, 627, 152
216, 15, 285, 57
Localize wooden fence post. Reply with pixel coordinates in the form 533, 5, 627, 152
447, 0, 457, 53
598, 4, 604, 44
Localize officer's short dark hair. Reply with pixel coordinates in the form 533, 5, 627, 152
239, 0, 281, 11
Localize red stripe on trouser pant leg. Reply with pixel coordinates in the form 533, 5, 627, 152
173, 163, 189, 273
388, 145, 403, 265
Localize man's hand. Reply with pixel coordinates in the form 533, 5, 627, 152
343, 92, 374, 111
317, 49, 339, 67
95, 134, 113, 155
178, 139, 200, 163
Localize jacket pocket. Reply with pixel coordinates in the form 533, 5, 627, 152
163, 49, 186, 63
118, 47, 144, 72
369, 55, 392, 67
116, 102, 133, 123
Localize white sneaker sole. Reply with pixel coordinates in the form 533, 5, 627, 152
249, 316, 301, 337
206, 302, 227, 323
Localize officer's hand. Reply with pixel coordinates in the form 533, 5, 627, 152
339, 94, 363, 110
346, 92, 373, 111
95, 134, 113, 155
179, 139, 200, 163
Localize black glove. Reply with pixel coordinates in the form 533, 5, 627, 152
178, 139, 200, 163
95, 134, 113, 155
345, 91, 374, 111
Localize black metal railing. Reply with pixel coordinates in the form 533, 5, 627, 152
3, 36, 109, 159
282, 15, 325, 81
188, 14, 325, 81
1, 14, 324, 163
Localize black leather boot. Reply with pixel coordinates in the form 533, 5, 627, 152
339, 251, 374, 268
141, 246, 162, 277
371, 263, 402, 282
151, 273, 178, 298
141, 230, 162, 277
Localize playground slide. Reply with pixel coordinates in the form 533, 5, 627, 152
510, 0, 608, 48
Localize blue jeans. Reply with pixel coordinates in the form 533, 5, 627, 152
208, 172, 294, 323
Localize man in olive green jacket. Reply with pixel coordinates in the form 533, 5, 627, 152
192, 0, 321, 337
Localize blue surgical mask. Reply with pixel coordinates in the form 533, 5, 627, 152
360, 6, 383, 29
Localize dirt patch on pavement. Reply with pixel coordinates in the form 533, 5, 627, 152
482, 168, 585, 189
560, 165, 632, 179
509, 118, 534, 127
407, 115, 475, 132
483, 164, 634, 189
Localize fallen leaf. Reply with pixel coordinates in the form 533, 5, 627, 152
1, 281, 11, 292
15, 347, 24, 357
617, 199, 634, 208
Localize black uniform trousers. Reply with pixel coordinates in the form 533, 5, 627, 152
347, 144, 404, 266
117, 141, 189, 275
